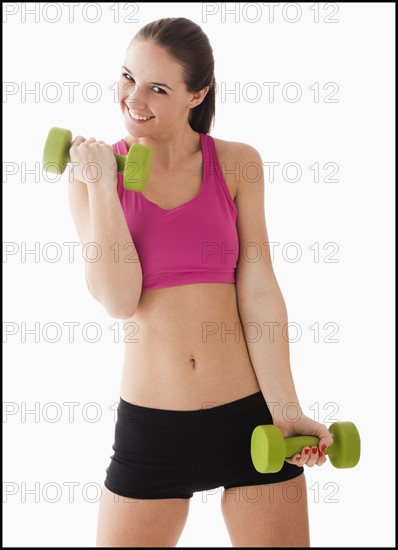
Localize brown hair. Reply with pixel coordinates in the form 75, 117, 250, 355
130, 17, 216, 134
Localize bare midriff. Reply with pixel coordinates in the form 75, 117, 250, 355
120, 282, 261, 410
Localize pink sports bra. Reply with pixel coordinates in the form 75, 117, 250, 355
112, 133, 239, 291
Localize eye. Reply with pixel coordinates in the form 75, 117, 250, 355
122, 74, 166, 94
152, 86, 166, 95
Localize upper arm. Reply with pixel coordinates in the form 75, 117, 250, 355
234, 143, 279, 302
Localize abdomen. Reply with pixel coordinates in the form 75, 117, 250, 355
119, 283, 261, 409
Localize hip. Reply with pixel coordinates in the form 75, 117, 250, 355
104, 390, 305, 500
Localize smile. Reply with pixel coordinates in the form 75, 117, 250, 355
127, 109, 155, 122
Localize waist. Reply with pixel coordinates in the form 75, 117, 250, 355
119, 282, 261, 408
120, 357, 261, 410
117, 391, 265, 422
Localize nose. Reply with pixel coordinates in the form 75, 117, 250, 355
124, 82, 145, 108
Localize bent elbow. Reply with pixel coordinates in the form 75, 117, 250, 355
106, 304, 136, 320
87, 284, 137, 319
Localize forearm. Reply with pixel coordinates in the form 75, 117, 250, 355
86, 186, 142, 318
238, 285, 303, 422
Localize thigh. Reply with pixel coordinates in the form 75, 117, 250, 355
96, 485, 190, 547
220, 472, 310, 547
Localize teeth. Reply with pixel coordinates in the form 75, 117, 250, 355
129, 110, 153, 121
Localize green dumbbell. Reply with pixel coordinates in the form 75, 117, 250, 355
251, 421, 361, 474
42, 127, 152, 191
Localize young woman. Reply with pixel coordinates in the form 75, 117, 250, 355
68, 17, 333, 548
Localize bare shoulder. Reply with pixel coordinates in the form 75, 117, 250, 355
212, 136, 260, 158
212, 137, 263, 199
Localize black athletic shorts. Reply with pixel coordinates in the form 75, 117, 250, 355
104, 391, 304, 499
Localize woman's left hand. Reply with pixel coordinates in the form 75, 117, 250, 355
273, 413, 334, 468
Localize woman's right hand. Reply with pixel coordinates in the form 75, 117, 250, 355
69, 136, 118, 191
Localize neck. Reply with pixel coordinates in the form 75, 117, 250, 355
125, 124, 201, 171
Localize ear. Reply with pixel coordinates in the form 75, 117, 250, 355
188, 85, 210, 109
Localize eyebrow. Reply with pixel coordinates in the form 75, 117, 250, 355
121, 66, 173, 91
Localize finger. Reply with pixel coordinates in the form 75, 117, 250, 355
286, 451, 307, 468
294, 447, 310, 467
70, 135, 86, 148
306, 446, 319, 467
285, 455, 302, 467
318, 432, 334, 454
316, 450, 327, 467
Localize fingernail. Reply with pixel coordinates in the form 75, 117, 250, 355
319, 451, 324, 457
304, 448, 310, 455
321, 444, 327, 451
311, 447, 317, 454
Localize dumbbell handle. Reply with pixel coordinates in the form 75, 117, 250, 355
284, 435, 332, 458
62, 149, 127, 175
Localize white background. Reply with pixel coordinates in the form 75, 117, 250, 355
3, 2, 395, 547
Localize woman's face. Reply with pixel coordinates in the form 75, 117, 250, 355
119, 39, 202, 137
